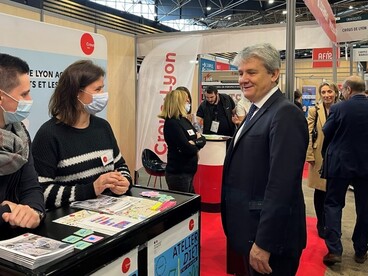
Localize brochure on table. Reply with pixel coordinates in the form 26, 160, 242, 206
0, 233, 73, 269
55, 195, 165, 235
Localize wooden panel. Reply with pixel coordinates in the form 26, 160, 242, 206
0, 3, 40, 20
43, 14, 94, 32
98, 29, 136, 177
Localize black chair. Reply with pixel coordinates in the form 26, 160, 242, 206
141, 149, 166, 188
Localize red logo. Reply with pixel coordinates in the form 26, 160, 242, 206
312, 47, 340, 68
80, 33, 95, 55
121, 257, 131, 273
189, 219, 195, 231
103, 156, 108, 163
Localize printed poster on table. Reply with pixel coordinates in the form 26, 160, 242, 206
147, 213, 199, 276
91, 246, 138, 276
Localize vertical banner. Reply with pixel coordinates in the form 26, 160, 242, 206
0, 12, 107, 139
136, 36, 201, 169
198, 55, 216, 102
304, 0, 336, 43
302, 85, 317, 117
147, 213, 199, 276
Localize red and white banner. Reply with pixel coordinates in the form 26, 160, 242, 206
136, 36, 201, 169
312, 47, 340, 68
304, 0, 336, 43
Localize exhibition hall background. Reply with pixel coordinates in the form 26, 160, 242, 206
0, 0, 363, 180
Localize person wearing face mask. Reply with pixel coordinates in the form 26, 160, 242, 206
0, 53, 45, 229
32, 60, 132, 210
306, 82, 339, 239
175, 86, 202, 133
158, 90, 206, 193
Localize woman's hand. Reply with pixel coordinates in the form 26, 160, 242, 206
109, 175, 130, 195
93, 171, 127, 196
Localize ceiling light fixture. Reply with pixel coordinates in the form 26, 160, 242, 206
268, 0, 275, 4
206, 7, 211, 11
282, 10, 287, 15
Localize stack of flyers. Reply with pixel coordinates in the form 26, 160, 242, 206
70, 195, 132, 214
0, 233, 74, 269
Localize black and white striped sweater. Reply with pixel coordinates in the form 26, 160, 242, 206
32, 116, 132, 210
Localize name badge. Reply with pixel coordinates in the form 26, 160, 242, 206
101, 150, 114, 166
187, 129, 195, 136
210, 121, 220, 133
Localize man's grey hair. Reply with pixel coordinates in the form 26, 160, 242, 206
232, 43, 281, 75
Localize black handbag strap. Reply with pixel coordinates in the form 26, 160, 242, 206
313, 107, 318, 129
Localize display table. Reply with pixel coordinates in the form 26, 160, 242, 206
193, 134, 229, 212
0, 186, 200, 275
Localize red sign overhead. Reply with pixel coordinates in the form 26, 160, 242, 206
312, 47, 340, 68
216, 61, 230, 70
304, 0, 337, 43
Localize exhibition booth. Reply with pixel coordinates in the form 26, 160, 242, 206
1, 0, 368, 274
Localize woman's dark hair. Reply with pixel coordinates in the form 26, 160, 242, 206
49, 60, 105, 126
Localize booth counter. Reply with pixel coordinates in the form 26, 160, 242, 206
0, 186, 200, 276
193, 134, 229, 212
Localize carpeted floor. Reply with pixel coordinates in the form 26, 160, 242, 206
199, 162, 327, 275
200, 212, 327, 276
139, 163, 368, 275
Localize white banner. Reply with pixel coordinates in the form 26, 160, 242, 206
353, 48, 368, 62
337, 19, 368, 43
136, 36, 201, 170
0, 12, 107, 138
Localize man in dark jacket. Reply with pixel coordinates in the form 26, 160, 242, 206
322, 75, 368, 266
0, 53, 45, 230
221, 43, 308, 276
196, 85, 236, 137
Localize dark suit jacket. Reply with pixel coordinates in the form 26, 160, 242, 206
322, 94, 368, 179
221, 90, 308, 257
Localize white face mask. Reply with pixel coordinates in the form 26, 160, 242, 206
79, 91, 109, 114
185, 102, 191, 113
0, 90, 33, 125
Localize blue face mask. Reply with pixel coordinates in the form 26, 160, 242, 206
0, 90, 33, 125
79, 91, 109, 115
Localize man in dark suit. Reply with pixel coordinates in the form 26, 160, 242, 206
322, 75, 368, 266
221, 43, 308, 275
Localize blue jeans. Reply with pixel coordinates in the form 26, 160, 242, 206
324, 177, 368, 255
165, 172, 195, 193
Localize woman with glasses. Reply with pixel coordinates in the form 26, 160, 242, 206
306, 81, 339, 238
32, 60, 132, 210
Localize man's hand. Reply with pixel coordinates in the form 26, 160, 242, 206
1, 201, 41, 228
249, 243, 272, 274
